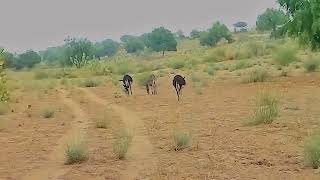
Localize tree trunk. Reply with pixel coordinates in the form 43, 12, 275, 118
162, 50, 165, 56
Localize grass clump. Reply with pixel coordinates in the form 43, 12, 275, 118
173, 131, 192, 151
232, 60, 251, 71
205, 64, 215, 76
304, 57, 320, 72
136, 72, 152, 87
244, 68, 269, 83
0, 102, 9, 115
34, 71, 49, 80
95, 111, 112, 129
113, 129, 133, 159
168, 58, 185, 69
65, 136, 88, 164
274, 46, 298, 66
41, 108, 55, 118
248, 91, 280, 125
80, 79, 100, 87
304, 132, 320, 169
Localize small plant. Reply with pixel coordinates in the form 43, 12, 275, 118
41, 108, 55, 118
249, 91, 280, 125
173, 131, 192, 151
113, 129, 133, 159
65, 136, 88, 164
304, 132, 320, 169
0, 102, 9, 115
81, 79, 100, 87
205, 64, 215, 76
232, 60, 251, 71
95, 111, 111, 129
304, 57, 320, 72
34, 71, 49, 80
244, 68, 270, 83
274, 46, 298, 66
168, 58, 185, 69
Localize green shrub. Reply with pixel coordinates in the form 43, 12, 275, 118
245, 68, 270, 83
205, 64, 215, 76
0, 102, 9, 115
65, 137, 88, 164
304, 132, 320, 169
203, 53, 218, 63
232, 60, 251, 71
249, 91, 280, 125
168, 58, 185, 69
136, 72, 152, 86
247, 41, 265, 57
304, 57, 320, 72
113, 129, 133, 159
274, 46, 298, 66
34, 71, 49, 80
41, 109, 55, 118
173, 131, 192, 150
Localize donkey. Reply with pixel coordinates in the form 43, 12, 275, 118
145, 74, 157, 95
119, 75, 133, 95
172, 75, 186, 101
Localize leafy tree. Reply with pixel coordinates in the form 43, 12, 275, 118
13, 50, 41, 69
0, 49, 9, 102
140, 33, 152, 48
64, 37, 94, 68
2, 51, 14, 68
278, 0, 320, 49
148, 27, 177, 56
94, 39, 119, 60
124, 37, 145, 53
199, 22, 232, 47
256, 8, 288, 35
41, 46, 66, 66
120, 35, 136, 43
190, 29, 202, 39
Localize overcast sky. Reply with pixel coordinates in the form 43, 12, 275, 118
0, 0, 277, 53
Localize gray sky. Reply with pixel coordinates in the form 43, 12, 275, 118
0, 0, 277, 53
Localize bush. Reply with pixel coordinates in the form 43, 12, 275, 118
173, 131, 192, 150
304, 57, 320, 72
136, 72, 152, 87
168, 58, 185, 69
113, 129, 133, 159
65, 137, 88, 164
249, 91, 280, 125
41, 109, 55, 118
80, 79, 100, 87
95, 111, 111, 129
34, 71, 49, 80
304, 132, 320, 169
232, 60, 251, 71
246, 41, 266, 57
244, 68, 270, 83
205, 64, 215, 76
0, 102, 9, 115
274, 46, 298, 66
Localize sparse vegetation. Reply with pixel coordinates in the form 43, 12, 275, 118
244, 68, 270, 83
80, 78, 100, 87
95, 111, 112, 129
249, 90, 280, 125
173, 131, 192, 151
304, 57, 320, 72
113, 129, 133, 159
34, 71, 49, 80
274, 46, 298, 66
41, 108, 55, 118
65, 136, 88, 164
304, 132, 320, 169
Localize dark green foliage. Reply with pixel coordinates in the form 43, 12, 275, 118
124, 37, 145, 53
2, 52, 14, 68
256, 8, 288, 35
64, 37, 94, 68
14, 50, 41, 69
277, 0, 320, 49
148, 27, 177, 56
94, 39, 119, 59
199, 22, 232, 47
40, 46, 66, 66
120, 35, 135, 43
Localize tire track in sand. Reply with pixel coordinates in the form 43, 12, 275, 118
21, 89, 90, 180
80, 88, 157, 180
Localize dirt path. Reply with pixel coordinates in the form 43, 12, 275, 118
21, 89, 90, 180
80, 88, 157, 180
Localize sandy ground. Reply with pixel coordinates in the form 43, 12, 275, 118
1, 73, 320, 180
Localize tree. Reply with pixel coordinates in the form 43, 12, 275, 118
2, 51, 14, 68
13, 50, 41, 69
64, 37, 94, 68
120, 35, 136, 43
148, 27, 177, 56
256, 8, 288, 34
94, 39, 119, 60
277, 0, 320, 49
0, 49, 9, 102
140, 33, 151, 48
124, 37, 145, 53
199, 22, 232, 47
175, 30, 186, 39
41, 46, 66, 66
190, 29, 202, 39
